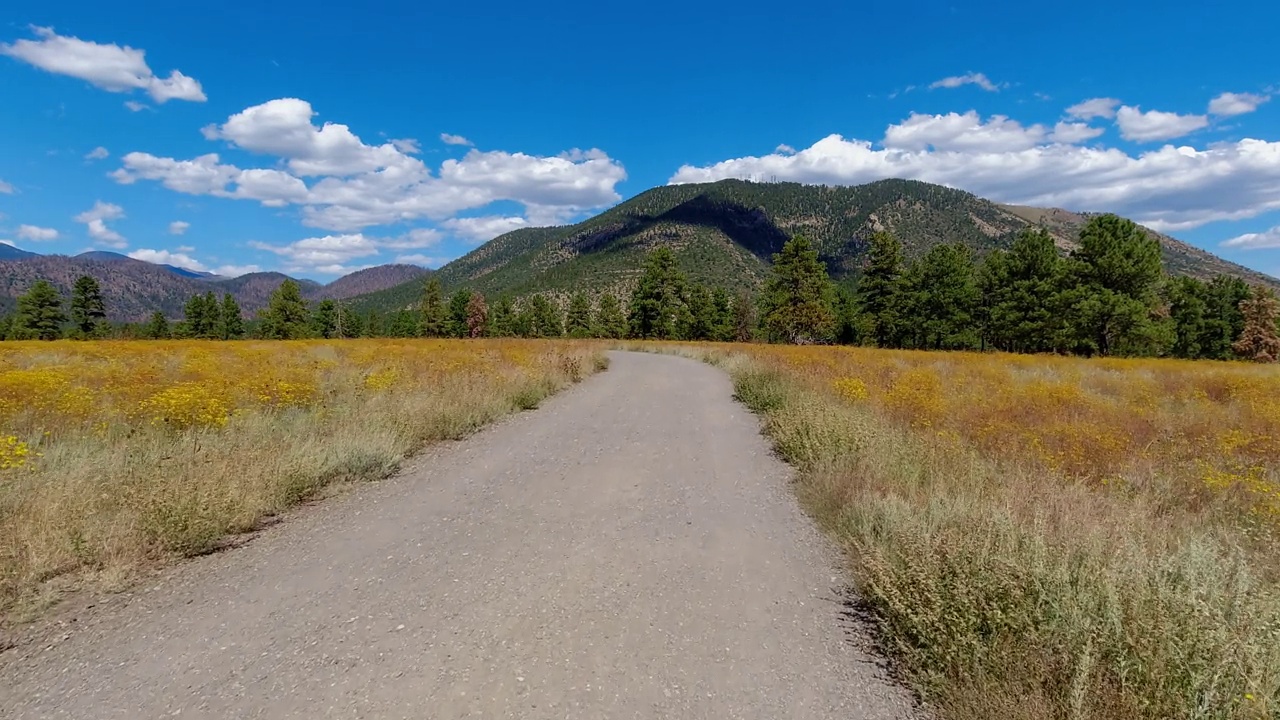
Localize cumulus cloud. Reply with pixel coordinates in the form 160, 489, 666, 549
1114, 106, 1208, 142
85, 146, 109, 161
1066, 97, 1121, 120
128, 248, 207, 271
390, 138, 421, 154
1221, 226, 1280, 249
1208, 92, 1270, 117
117, 99, 627, 232
440, 133, 474, 146
73, 201, 126, 247
442, 215, 530, 243
884, 111, 1046, 152
929, 72, 1001, 92
168, 220, 190, 235
393, 254, 451, 267
210, 264, 261, 277
1048, 121, 1105, 144
0, 27, 205, 103
203, 98, 412, 176
775, 144, 797, 155
668, 111, 1280, 232
17, 224, 59, 241
248, 228, 452, 272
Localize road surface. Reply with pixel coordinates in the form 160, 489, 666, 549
1, 351, 916, 719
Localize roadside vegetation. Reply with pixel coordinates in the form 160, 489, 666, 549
635, 342, 1280, 720
0, 339, 604, 621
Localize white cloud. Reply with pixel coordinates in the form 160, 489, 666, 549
1114, 106, 1208, 142
390, 138, 421, 154
1221, 226, 1280, 249
85, 146, 109, 161
128, 248, 207, 271
668, 111, 1280, 232
1048, 121, 1105, 144
250, 233, 382, 269
16, 224, 59, 241
211, 264, 260, 277
1066, 97, 1121, 120
442, 215, 529, 243
249, 228, 446, 271
203, 98, 411, 176
168, 220, 190, 235
113, 152, 309, 206
394, 254, 451, 267
929, 72, 1000, 92
0, 27, 205, 103
73, 201, 126, 247
175, 245, 194, 253
440, 133, 474, 146
775, 144, 797, 155
1208, 92, 1270, 117
0, 179, 13, 194
376, 228, 442, 249
123, 100, 147, 112
116, 98, 627, 232
884, 111, 1046, 152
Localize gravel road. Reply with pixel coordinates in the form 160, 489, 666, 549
1, 351, 916, 719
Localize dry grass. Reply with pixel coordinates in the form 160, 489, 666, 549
638, 342, 1280, 720
0, 339, 606, 622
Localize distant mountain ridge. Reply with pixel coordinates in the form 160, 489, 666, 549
0, 251, 429, 322
349, 178, 1279, 312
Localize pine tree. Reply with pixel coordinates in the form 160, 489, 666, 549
1063, 214, 1165, 356
14, 280, 67, 340
682, 284, 717, 340
595, 292, 628, 339
183, 292, 219, 338
628, 247, 690, 340
980, 228, 1063, 353
387, 309, 419, 337
465, 292, 488, 338
1165, 276, 1208, 359
220, 293, 244, 339
337, 303, 364, 338
70, 275, 106, 338
528, 295, 563, 337
144, 311, 171, 339
489, 296, 516, 337
709, 287, 734, 341
858, 232, 905, 347
447, 289, 471, 338
915, 244, 980, 350
1200, 275, 1251, 359
565, 292, 594, 338
758, 235, 835, 344
419, 277, 446, 337
312, 299, 338, 338
732, 292, 757, 342
259, 279, 310, 339
1232, 286, 1280, 362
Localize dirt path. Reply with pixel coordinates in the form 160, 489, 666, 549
1, 351, 916, 719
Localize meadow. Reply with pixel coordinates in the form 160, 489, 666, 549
649, 343, 1280, 720
0, 339, 604, 621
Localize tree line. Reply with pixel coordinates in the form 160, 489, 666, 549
3, 213, 1278, 361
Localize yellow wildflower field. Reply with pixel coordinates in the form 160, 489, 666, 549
0, 339, 604, 618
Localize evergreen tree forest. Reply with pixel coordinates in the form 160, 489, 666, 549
2, 214, 1278, 362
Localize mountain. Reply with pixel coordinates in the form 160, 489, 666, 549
0, 255, 426, 322
0, 244, 38, 261
350, 179, 1279, 311
314, 264, 431, 300
0, 255, 218, 321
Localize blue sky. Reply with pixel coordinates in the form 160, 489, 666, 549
2, 1, 1280, 279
